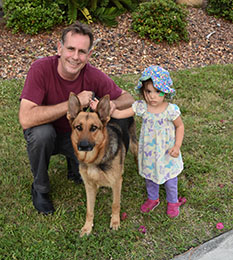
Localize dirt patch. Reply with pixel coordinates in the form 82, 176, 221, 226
0, 7, 232, 79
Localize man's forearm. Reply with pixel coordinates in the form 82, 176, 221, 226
19, 100, 68, 129
112, 91, 134, 110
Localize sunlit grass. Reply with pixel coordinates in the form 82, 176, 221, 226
0, 64, 232, 259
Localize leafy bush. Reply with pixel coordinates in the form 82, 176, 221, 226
3, 0, 64, 34
131, 0, 189, 44
3, 0, 139, 34
206, 0, 233, 22
60, 0, 139, 26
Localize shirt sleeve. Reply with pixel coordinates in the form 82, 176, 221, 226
167, 103, 181, 121
132, 100, 147, 116
20, 60, 46, 105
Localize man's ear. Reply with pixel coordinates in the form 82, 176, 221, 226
97, 95, 111, 126
87, 49, 93, 59
57, 41, 62, 56
67, 92, 82, 122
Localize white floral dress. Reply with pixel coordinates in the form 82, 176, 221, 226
132, 100, 183, 184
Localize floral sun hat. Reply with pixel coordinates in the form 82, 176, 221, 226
135, 65, 175, 98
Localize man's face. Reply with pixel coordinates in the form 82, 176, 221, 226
57, 31, 92, 81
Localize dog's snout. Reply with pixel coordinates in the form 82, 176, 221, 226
78, 139, 94, 151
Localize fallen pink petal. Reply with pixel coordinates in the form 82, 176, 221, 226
216, 223, 224, 230
178, 197, 187, 205
121, 212, 127, 220
138, 225, 147, 234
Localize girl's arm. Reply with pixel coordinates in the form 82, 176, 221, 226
90, 98, 135, 119
111, 107, 135, 119
169, 116, 184, 158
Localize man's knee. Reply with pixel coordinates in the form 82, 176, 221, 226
24, 124, 56, 146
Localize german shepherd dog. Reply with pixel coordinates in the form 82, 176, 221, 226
67, 93, 138, 237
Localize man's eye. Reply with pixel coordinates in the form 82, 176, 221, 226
75, 125, 82, 131
90, 125, 98, 132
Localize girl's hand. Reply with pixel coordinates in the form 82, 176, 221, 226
90, 98, 99, 111
169, 145, 180, 158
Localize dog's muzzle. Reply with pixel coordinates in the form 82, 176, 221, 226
78, 140, 95, 151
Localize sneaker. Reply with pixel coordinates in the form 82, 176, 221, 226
141, 198, 160, 213
167, 197, 186, 218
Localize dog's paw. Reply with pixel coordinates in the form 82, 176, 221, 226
80, 224, 93, 237
110, 216, 120, 230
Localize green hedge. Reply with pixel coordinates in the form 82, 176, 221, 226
131, 0, 189, 44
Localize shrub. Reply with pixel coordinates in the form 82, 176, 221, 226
60, 0, 139, 26
131, 0, 189, 44
206, 0, 233, 22
3, 0, 64, 35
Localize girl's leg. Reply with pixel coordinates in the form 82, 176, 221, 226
141, 179, 160, 213
146, 179, 159, 200
165, 177, 186, 218
164, 176, 178, 203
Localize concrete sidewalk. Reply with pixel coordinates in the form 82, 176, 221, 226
173, 229, 233, 260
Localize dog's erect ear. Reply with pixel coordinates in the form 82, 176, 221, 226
97, 95, 111, 125
67, 92, 82, 122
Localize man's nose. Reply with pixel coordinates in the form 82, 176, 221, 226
73, 50, 80, 59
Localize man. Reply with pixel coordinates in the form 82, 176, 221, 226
19, 22, 134, 215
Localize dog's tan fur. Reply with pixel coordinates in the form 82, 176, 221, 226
67, 93, 138, 237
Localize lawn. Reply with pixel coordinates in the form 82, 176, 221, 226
0, 64, 232, 259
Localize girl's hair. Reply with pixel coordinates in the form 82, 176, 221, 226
61, 22, 94, 51
139, 79, 168, 101
139, 79, 153, 100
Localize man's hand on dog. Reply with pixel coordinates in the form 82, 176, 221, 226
77, 90, 94, 108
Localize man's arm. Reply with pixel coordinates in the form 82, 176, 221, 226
111, 90, 134, 111
19, 90, 94, 129
19, 99, 68, 130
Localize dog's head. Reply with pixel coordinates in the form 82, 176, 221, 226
67, 93, 111, 163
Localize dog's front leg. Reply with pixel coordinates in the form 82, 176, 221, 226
110, 177, 122, 230
80, 182, 98, 237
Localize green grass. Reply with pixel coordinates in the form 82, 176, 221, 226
0, 64, 232, 259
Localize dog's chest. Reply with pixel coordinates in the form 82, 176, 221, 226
81, 164, 113, 187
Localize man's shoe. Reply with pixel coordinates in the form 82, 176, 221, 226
67, 171, 83, 184
66, 157, 83, 184
31, 184, 55, 215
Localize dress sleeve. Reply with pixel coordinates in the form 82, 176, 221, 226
167, 104, 181, 121
132, 100, 147, 116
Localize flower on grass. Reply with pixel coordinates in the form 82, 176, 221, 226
121, 212, 127, 220
138, 225, 146, 234
216, 222, 224, 230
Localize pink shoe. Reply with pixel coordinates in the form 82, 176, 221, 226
141, 198, 160, 213
167, 197, 186, 218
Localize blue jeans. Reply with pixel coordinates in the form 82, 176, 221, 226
145, 177, 178, 203
23, 124, 79, 193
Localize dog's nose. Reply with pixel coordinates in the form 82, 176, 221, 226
78, 140, 94, 151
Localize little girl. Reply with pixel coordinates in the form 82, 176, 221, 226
91, 65, 185, 218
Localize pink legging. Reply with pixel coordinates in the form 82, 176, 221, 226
145, 177, 178, 203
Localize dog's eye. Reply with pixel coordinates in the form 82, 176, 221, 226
90, 125, 98, 132
75, 125, 82, 131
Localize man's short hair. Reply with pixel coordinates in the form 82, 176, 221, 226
61, 22, 94, 50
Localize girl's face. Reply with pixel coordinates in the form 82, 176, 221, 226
143, 81, 165, 107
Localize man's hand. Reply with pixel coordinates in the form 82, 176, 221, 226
77, 91, 94, 108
